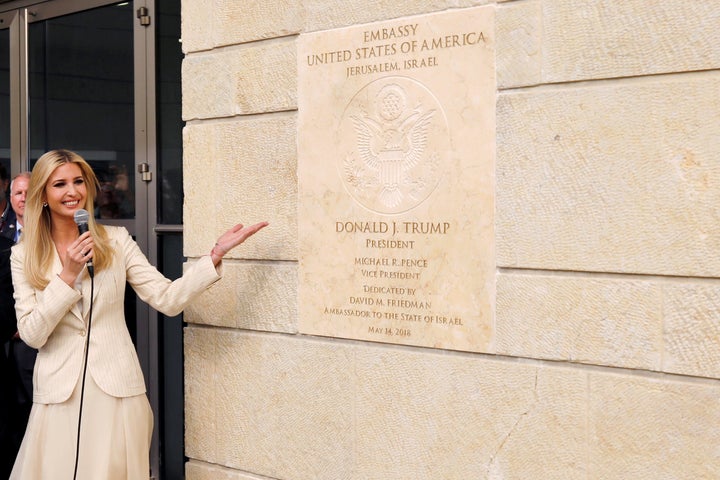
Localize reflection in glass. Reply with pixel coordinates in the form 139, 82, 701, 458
0, 26, 10, 177
28, 2, 135, 219
156, 0, 184, 225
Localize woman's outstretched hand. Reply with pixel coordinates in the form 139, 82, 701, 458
211, 221, 269, 265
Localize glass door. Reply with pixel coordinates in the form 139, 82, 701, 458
25, 0, 144, 374
27, 2, 137, 225
1, 1, 186, 477
0, 10, 15, 176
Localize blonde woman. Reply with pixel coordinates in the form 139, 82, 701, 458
10, 149, 267, 479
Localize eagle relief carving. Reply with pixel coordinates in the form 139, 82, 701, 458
339, 78, 447, 214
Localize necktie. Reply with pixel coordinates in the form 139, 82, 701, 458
15, 227, 21, 243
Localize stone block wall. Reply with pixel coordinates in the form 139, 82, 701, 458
181, 1, 720, 478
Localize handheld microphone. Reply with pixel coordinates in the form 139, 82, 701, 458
73, 209, 94, 278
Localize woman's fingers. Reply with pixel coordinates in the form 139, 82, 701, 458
217, 221, 269, 252
69, 231, 94, 264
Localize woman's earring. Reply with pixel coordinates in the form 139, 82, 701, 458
42, 202, 48, 207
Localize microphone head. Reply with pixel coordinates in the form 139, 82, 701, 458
74, 209, 90, 226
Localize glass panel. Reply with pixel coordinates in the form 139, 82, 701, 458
27, 2, 138, 348
156, 1, 185, 476
158, 232, 183, 479
0, 24, 10, 181
28, 2, 135, 219
156, 0, 183, 225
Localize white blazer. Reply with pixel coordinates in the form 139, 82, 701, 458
11, 226, 221, 404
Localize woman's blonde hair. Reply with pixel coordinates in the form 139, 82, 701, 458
23, 149, 111, 289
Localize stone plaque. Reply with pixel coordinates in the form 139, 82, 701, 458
298, 7, 495, 352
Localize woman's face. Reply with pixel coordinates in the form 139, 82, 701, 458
44, 162, 87, 221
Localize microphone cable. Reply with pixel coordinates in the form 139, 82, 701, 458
72, 268, 94, 480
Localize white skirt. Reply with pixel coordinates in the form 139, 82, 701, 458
10, 372, 153, 480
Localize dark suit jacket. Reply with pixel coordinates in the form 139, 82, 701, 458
0, 235, 17, 478
0, 203, 17, 242
0, 235, 15, 345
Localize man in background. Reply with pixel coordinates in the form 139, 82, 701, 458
7, 173, 29, 242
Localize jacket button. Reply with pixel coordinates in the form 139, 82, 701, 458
80, 330, 86, 336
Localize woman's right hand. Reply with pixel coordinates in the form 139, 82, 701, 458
59, 231, 94, 286
211, 221, 269, 266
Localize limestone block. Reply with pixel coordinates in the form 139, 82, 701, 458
183, 115, 297, 261
182, 40, 297, 120
184, 261, 297, 334
303, 0, 493, 32
496, 0, 542, 89
589, 374, 720, 477
184, 328, 356, 478
184, 327, 219, 461
182, 126, 218, 254
181, 0, 303, 53
186, 461, 257, 480
214, 0, 304, 46
354, 347, 587, 479
541, 0, 720, 84
182, 53, 234, 119
497, 273, 662, 371
497, 73, 720, 277
663, 283, 720, 379
232, 41, 297, 115
180, 0, 213, 53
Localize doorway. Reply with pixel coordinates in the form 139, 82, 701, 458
0, 0, 185, 478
